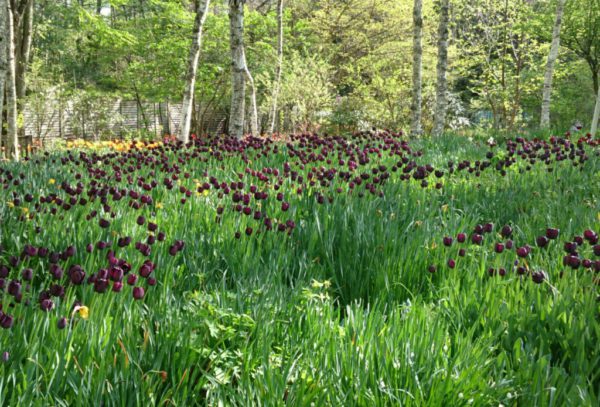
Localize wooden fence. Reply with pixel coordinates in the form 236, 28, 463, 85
20, 98, 227, 147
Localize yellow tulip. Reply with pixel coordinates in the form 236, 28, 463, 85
73, 305, 89, 320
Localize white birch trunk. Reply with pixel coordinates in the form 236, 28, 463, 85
592, 86, 600, 137
245, 66, 258, 135
16, 0, 32, 102
6, 1, 18, 161
411, 0, 423, 137
432, 0, 449, 137
0, 0, 7, 159
228, 0, 246, 138
540, 0, 566, 129
179, 0, 211, 143
268, 0, 283, 135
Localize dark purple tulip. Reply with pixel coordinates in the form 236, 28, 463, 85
536, 236, 549, 248
498, 268, 506, 276
458, 248, 466, 257
8, 281, 21, 297
516, 266, 526, 275
69, 266, 85, 285
50, 284, 65, 297
546, 228, 559, 240
584, 229, 597, 241
428, 265, 436, 273
50, 264, 63, 279
49, 252, 60, 264
457, 233, 466, 243
86, 243, 94, 253
94, 278, 109, 293
516, 246, 530, 258
21, 268, 33, 281
593, 245, 600, 256
564, 241, 578, 254
501, 225, 512, 238
23, 245, 38, 257
443, 237, 453, 247
488, 268, 495, 276
157, 232, 166, 242
2, 351, 8, 361
110, 267, 124, 282
57, 317, 67, 330
137, 216, 146, 226
0, 315, 13, 329
148, 222, 158, 232
96, 241, 108, 250
65, 246, 76, 257
245, 227, 253, 236
0, 265, 7, 278
566, 255, 580, 269
471, 234, 483, 245
531, 271, 546, 284
139, 264, 153, 278
495, 243, 505, 253
8, 256, 19, 268
118, 237, 131, 248
168, 245, 178, 256
99, 218, 110, 228
112, 282, 123, 292
447, 259, 456, 269
483, 223, 494, 233
574, 236, 584, 246
127, 274, 138, 285
474, 224, 484, 234
582, 259, 593, 268
148, 277, 157, 286
38, 247, 48, 258
40, 299, 54, 311
133, 287, 145, 300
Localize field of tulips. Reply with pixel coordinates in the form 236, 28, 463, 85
1, 131, 599, 405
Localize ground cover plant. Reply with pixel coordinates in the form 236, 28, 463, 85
1, 131, 600, 405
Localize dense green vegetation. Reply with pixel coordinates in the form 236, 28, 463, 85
1, 0, 600, 405
14, 0, 600, 137
1, 132, 599, 404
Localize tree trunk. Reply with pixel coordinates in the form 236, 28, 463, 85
410, 0, 423, 137
540, 0, 566, 129
228, 0, 247, 138
179, 0, 210, 143
592, 86, 600, 136
0, 0, 7, 159
268, 0, 283, 135
432, 0, 449, 137
6, 1, 18, 161
245, 66, 258, 135
16, 0, 32, 103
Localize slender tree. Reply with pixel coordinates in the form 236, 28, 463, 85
411, 0, 423, 137
179, 0, 211, 143
268, 0, 283, 135
433, 0, 450, 137
0, 0, 7, 159
6, 0, 18, 161
229, 0, 246, 138
540, 0, 567, 128
228, 0, 257, 138
245, 59, 259, 135
592, 85, 600, 136
15, 0, 32, 104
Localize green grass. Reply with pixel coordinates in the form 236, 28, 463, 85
0, 133, 599, 405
